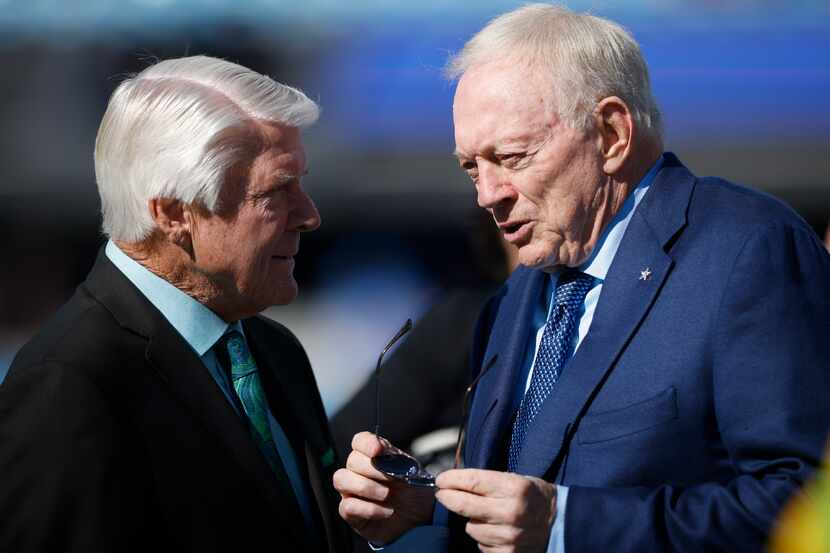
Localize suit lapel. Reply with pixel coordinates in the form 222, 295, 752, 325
245, 317, 343, 553
515, 227, 673, 476
466, 267, 547, 469
245, 318, 330, 456
143, 327, 300, 506
85, 254, 315, 552
515, 154, 696, 477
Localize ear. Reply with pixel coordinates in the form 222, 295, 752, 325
147, 198, 193, 253
594, 96, 634, 175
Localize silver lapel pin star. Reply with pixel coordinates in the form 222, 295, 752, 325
639, 267, 652, 281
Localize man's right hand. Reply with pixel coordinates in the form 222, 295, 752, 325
333, 431, 435, 545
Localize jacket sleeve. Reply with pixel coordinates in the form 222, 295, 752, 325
0, 361, 153, 552
564, 222, 830, 552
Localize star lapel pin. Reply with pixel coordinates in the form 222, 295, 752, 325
639, 267, 652, 281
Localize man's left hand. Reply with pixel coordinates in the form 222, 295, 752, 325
435, 469, 557, 553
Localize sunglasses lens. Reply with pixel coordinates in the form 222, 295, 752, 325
405, 473, 436, 487
372, 453, 420, 477
372, 452, 437, 487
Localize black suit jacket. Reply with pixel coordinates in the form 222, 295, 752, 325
0, 251, 352, 553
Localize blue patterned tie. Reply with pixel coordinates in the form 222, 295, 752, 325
507, 270, 596, 472
216, 330, 291, 487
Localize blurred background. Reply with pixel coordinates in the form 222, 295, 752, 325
1, 0, 828, 416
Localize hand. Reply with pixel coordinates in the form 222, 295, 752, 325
435, 469, 557, 553
333, 431, 435, 545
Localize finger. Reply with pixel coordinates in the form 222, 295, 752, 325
351, 431, 386, 457
466, 521, 522, 547
435, 489, 506, 523
332, 468, 390, 502
346, 449, 392, 481
436, 468, 524, 498
338, 496, 394, 524
478, 546, 509, 553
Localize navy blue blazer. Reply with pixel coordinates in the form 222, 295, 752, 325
390, 154, 830, 552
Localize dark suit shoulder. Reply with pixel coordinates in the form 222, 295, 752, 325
9, 284, 146, 382
250, 313, 308, 355
690, 175, 814, 234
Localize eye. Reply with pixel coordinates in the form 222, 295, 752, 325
252, 185, 287, 206
495, 152, 525, 168
459, 160, 479, 182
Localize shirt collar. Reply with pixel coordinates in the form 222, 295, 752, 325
105, 240, 231, 355
578, 153, 665, 282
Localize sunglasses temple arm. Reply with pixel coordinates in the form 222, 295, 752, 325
374, 319, 413, 438
374, 349, 383, 437
453, 355, 497, 469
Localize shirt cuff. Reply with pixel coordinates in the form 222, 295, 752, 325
546, 485, 569, 553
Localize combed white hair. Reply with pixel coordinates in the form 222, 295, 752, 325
94, 55, 320, 243
446, 3, 662, 142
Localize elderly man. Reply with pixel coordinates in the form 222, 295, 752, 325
334, 5, 830, 553
0, 56, 351, 553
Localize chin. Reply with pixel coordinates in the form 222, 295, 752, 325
265, 279, 299, 307
517, 244, 560, 271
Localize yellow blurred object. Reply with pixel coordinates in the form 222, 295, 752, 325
768, 442, 830, 553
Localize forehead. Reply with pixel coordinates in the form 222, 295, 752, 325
453, 61, 556, 155
220, 122, 305, 204
244, 122, 306, 186
253, 122, 306, 170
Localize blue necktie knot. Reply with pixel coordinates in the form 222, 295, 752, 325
554, 269, 596, 307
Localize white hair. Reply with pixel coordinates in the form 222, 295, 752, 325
447, 3, 662, 142
94, 55, 320, 243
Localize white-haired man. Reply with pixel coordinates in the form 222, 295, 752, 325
0, 56, 351, 553
334, 5, 830, 553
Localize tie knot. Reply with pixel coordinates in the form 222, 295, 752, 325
553, 270, 596, 309
217, 330, 257, 380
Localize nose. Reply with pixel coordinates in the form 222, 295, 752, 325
292, 185, 321, 232
476, 160, 515, 209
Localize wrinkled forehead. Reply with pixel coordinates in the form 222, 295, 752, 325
252, 122, 306, 170
454, 57, 556, 107
217, 121, 306, 205
453, 60, 557, 152
211, 118, 305, 165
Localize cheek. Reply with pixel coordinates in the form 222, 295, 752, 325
194, 222, 236, 267
258, 203, 290, 232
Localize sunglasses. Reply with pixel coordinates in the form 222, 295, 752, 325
371, 318, 495, 487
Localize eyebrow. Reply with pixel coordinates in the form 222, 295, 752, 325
270, 168, 309, 184
452, 132, 550, 163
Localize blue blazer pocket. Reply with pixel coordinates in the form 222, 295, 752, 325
577, 386, 678, 445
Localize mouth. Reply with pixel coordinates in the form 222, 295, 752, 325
272, 255, 295, 261
498, 220, 532, 243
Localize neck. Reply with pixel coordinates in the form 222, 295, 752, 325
115, 238, 240, 323
562, 145, 662, 269
623, 136, 663, 186
601, 142, 662, 225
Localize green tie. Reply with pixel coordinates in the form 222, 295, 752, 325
217, 330, 290, 485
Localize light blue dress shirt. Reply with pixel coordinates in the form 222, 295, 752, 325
518, 155, 664, 553
105, 241, 315, 528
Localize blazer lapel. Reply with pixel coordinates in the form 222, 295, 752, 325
244, 317, 342, 553
516, 155, 696, 477
466, 267, 547, 469
85, 253, 314, 551
144, 327, 304, 506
